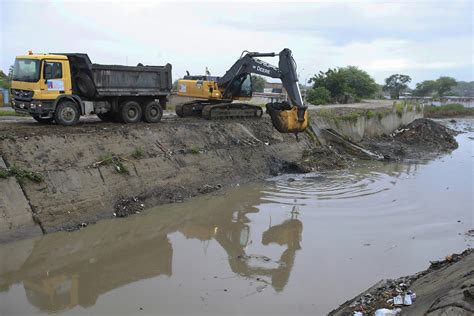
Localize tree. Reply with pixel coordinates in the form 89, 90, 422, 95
251, 75, 267, 93
309, 66, 377, 103
307, 87, 331, 105
413, 80, 437, 97
0, 70, 11, 89
8, 65, 14, 79
383, 74, 411, 99
435, 76, 456, 97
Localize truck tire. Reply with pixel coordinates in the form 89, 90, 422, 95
97, 112, 116, 122
54, 100, 80, 126
143, 101, 163, 123
120, 100, 142, 123
33, 115, 54, 124
76, 73, 96, 98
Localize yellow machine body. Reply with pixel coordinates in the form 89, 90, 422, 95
176, 78, 252, 102
176, 79, 222, 100
268, 106, 309, 134
11, 54, 73, 102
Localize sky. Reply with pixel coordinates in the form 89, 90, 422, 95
0, 0, 472, 86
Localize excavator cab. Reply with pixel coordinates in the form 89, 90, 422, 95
224, 73, 253, 100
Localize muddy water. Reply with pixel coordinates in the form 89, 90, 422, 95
1, 119, 472, 315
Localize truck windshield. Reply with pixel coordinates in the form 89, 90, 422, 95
12, 58, 40, 82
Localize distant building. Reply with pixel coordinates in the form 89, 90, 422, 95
0, 87, 9, 107
264, 82, 286, 94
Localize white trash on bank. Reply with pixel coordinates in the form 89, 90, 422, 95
403, 293, 413, 305
393, 294, 403, 305
375, 308, 402, 315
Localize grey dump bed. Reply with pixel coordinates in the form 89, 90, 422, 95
91, 63, 172, 97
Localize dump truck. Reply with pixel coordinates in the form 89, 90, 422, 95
10, 52, 172, 125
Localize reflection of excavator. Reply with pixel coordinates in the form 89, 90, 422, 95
176, 48, 308, 133
180, 207, 303, 292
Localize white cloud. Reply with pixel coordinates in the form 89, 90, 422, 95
1, 0, 472, 85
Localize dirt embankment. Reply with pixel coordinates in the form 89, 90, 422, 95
0, 115, 459, 240
0, 116, 318, 235
329, 249, 474, 316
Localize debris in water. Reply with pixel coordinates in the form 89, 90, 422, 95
198, 184, 222, 194
114, 196, 144, 217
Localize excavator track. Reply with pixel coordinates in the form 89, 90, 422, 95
202, 103, 263, 120
175, 101, 207, 117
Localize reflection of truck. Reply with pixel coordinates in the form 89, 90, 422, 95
11, 52, 172, 125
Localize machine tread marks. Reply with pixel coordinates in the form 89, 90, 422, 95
54, 100, 80, 126
142, 100, 163, 123
120, 100, 142, 123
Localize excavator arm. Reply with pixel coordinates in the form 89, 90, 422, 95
218, 49, 308, 134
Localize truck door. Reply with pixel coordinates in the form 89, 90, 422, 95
40, 60, 72, 99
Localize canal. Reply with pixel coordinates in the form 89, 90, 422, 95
1, 119, 472, 315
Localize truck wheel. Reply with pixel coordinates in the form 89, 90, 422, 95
33, 116, 54, 124
76, 73, 96, 98
54, 101, 80, 126
143, 101, 163, 123
120, 101, 142, 123
97, 112, 116, 122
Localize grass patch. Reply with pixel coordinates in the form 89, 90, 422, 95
0, 110, 28, 117
131, 147, 144, 159
0, 165, 43, 183
394, 102, 406, 117
338, 112, 360, 123
424, 103, 474, 118
94, 153, 129, 174
189, 146, 201, 154
366, 110, 376, 119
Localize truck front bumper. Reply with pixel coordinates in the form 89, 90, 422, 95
11, 99, 54, 116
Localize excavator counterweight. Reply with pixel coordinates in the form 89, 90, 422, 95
176, 48, 308, 133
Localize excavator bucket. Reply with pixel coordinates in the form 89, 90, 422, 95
267, 105, 308, 134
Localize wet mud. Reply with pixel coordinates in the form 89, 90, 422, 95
361, 118, 459, 161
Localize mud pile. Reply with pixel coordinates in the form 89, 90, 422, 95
299, 146, 351, 171
361, 119, 458, 160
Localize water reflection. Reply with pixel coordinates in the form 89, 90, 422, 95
2, 118, 470, 314
0, 186, 302, 313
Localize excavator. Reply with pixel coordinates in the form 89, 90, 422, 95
175, 48, 308, 134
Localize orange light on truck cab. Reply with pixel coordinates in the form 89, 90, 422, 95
28, 50, 33, 55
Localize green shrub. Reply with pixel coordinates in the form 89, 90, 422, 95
307, 87, 331, 105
